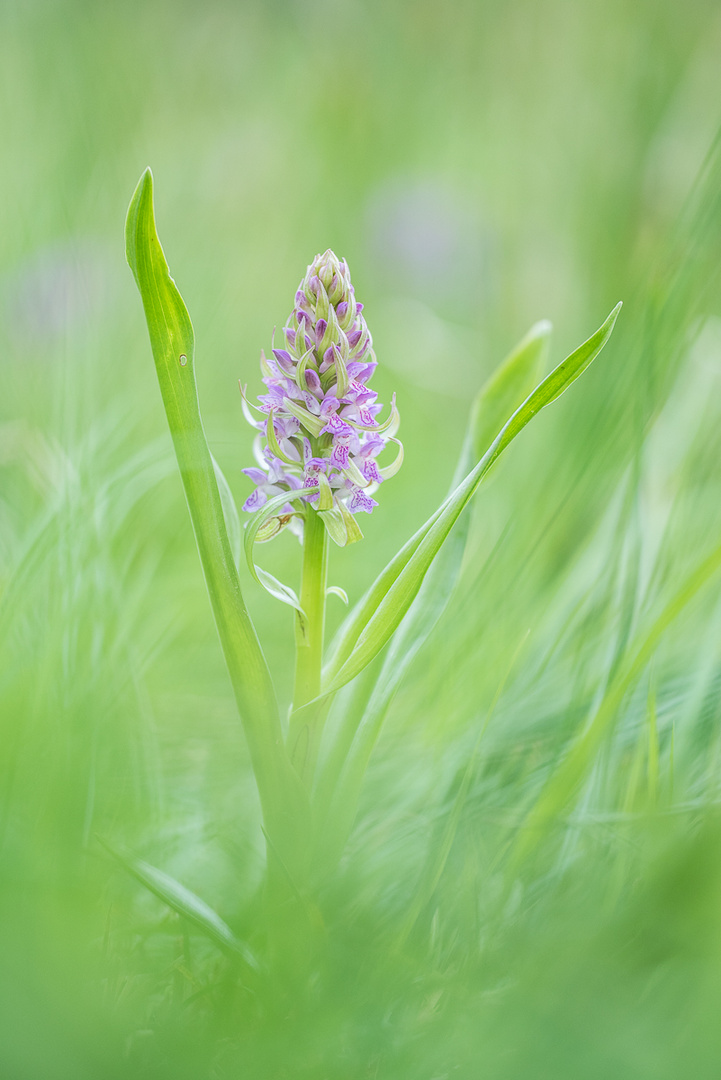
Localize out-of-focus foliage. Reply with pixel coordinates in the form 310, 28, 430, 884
3, 0, 721, 1076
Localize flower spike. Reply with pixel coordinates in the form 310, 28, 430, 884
241, 249, 402, 545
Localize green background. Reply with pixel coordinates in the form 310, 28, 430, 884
3, 1, 721, 1076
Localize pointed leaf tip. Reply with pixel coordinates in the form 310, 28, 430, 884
123, 167, 194, 358
125, 168, 154, 280
322, 301, 622, 695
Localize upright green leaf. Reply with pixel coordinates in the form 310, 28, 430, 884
322, 303, 621, 698
313, 321, 551, 857
212, 453, 241, 569
125, 169, 309, 856
469, 319, 552, 464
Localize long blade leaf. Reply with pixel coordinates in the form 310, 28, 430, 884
125, 168, 309, 850
312, 321, 551, 853
315, 319, 552, 816
102, 840, 260, 970
323, 303, 621, 697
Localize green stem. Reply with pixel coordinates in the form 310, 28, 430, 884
288, 508, 328, 780
265, 505, 327, 975
293, 507, 328, 711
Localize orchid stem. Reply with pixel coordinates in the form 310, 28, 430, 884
293, 507, 328, 716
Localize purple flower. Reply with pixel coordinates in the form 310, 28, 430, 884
272, 349, 295, 374
240, 249, 402, 542
362, 459, 382, 484
349, 489, 378, 514
242, 487, 268, 512
330, 443, 350, 469
320, 412, 354, 439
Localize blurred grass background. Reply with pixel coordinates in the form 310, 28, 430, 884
3, 0, 721, 1076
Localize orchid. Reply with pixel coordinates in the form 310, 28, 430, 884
125, 167, 621, 979
240, 249, 401, 548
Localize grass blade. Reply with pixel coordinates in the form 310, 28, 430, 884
512, 536, 721, 868
102, 840, 260, 970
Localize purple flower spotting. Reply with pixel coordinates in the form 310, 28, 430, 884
241, 250, 402, 543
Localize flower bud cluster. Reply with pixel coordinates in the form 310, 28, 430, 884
241, 249, 400, 542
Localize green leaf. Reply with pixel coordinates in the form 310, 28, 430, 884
316, 471, 334, 510
125, 168, 309, 857
294, 348, 316, 393
322, 303, 621, 697
469, 319, 551, 464
312, 320, 551, 857
283, 397, 326, 437
317, 506, 348, 547
334, 343, 350, 399
101, 839, 259, 970
266, 409, 299, 465
318, 501, 364, 547
212, 453, 241, 569
243, 485, 318, 613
